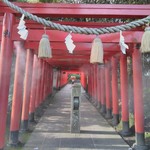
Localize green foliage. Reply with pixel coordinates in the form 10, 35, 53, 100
14, 0, 150, 4
59, 0, 150, 4
39, 0, 60, 2
15, 0, 60, 2
116, 113, 135, 131
142, 53, 150, 77
68, 73, 80, 81
6, 131, 31, 150
145, 132, 150, 139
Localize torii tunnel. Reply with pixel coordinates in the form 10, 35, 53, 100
0, 2, 150, 150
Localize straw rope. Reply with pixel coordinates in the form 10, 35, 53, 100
2, 0, 150, 35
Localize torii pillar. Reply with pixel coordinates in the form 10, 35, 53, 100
9, 41, 26, 146
0, 13, 14, 150
120, 53, 131, 136
105, 61, 112, 119
21, 49, 33, 131
111, 57, 119, 126
97, 65, 101, 108
132, 48, 148, 150
100, 66, 106, 114
29, 54, 39, 122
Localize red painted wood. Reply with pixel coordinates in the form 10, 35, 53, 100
49, 66, 53, 94
35, 59, 41, 108
91, 66, 94, 98
21, 49, 33, 121
96, 65, 99, 103
29, 54, 38, 116
90, 67, 93, 97
10, 41, 26, 131
11, 29, 143, 43
57, 70, 61, 89
0, 13, 14, 149
88, 67, 92, 96
60, 71, 68, 87
0, 2, 148, 72
46, 65, 49, 95
39, 60, 45, 103
38, 60, 43, 104
132, 49, 144, 133
48, 65, 52, 94
49, 67, 52, 93
0, 2, 150, 18
43, 63, 48, 99
120, 54, 129, 122
94, 65, 98, 101
1, 2, 149, 9
93, 65, 96, 100
41, 61, 46, 100
80, 72, 86, 89
24, 41, 120, 52
100, 67, 105, 106
89, 69, 92, 96
97, 66, 101, 105
105, 62, 111, 110
111, 57, 119, 115
44, 63, 49, 97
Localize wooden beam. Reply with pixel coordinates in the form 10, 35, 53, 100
25, 42, 120, 51
0, 2, 150, 18
13, 21, 142, 31
9, 29, 143, 43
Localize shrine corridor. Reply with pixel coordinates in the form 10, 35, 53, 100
23, 84, 130, 150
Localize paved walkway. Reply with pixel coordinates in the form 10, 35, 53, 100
23, 84, 130, 150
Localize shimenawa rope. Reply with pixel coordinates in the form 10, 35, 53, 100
2, 0, 150, 35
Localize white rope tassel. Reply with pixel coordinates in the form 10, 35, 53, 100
141, 26, 150, 53
38, 34, 52, 58
90, 37, 103, 64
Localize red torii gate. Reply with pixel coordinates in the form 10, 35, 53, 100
0, 2, 149, 150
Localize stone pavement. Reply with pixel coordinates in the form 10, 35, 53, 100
23, 84, 130, 150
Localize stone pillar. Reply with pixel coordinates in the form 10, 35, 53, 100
71, 83, 81, 133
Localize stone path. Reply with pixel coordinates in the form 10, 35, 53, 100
23, 84, 130, 150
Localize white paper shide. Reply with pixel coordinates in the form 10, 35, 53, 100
17, 14, 28, 40
119, 30, 129, 54
65, 33, 76, 54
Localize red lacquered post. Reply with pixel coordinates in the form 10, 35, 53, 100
41, 61, 45, 101
105, 62, 112, 119
97, 66, 101, 108
0, 13, 14, 150
35, 59, 41, 108
100, 66, 106, 114
21, 49, 33, 131
120, 54, 131, 136
10, 41, 26, 146
29, 54, 38, 122
39, 60, 45, 103
111, 57, 119, 126
132, 48, 148, 150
